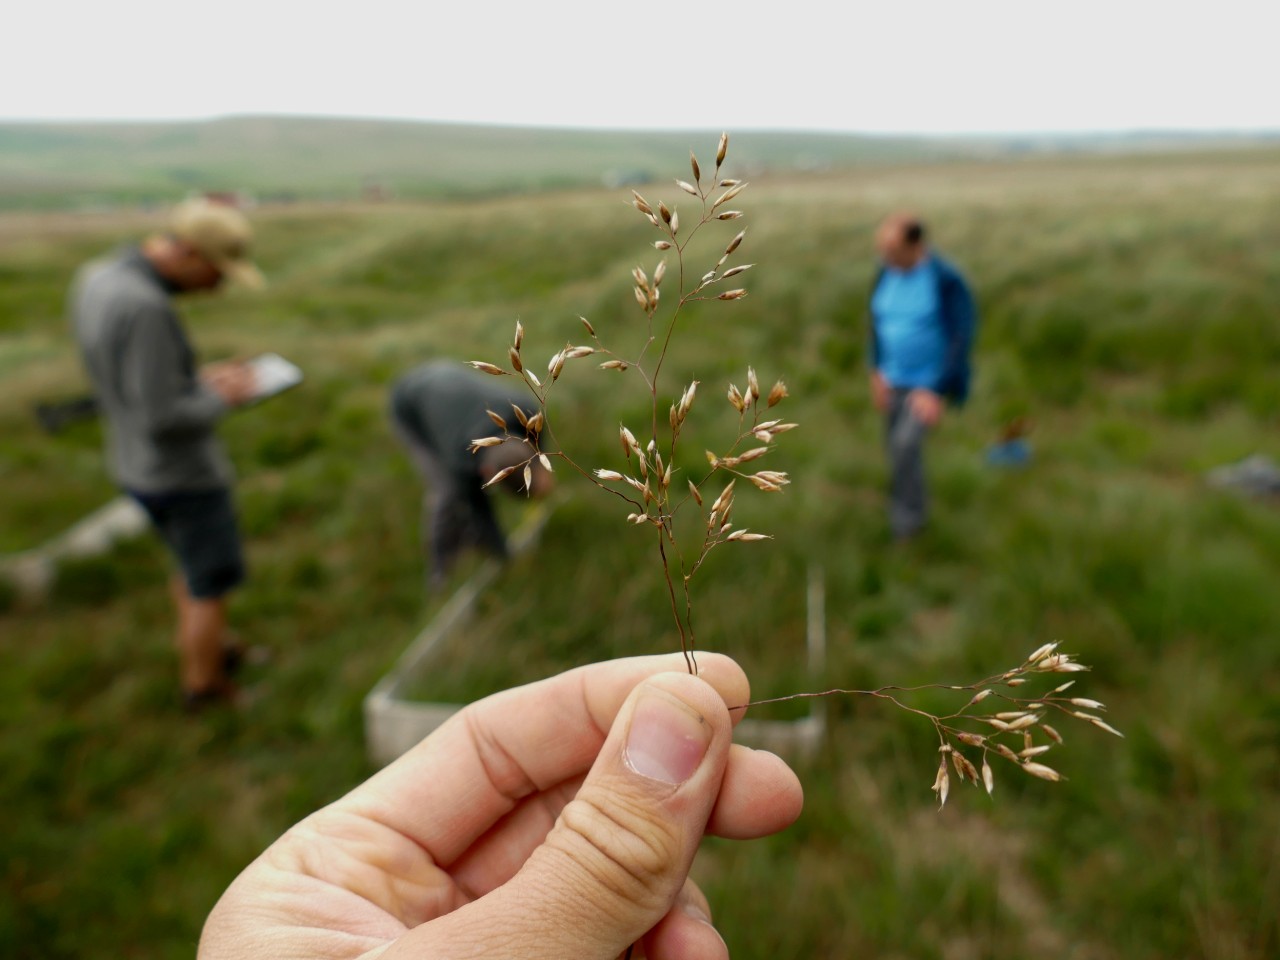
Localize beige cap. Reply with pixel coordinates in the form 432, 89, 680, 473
169, 198, 265, 289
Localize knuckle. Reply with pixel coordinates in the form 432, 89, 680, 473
551, 790, 682, 910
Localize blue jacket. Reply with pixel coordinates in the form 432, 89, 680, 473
869, 254, 977, 405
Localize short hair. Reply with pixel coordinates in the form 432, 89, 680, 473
903, 220, 926, 246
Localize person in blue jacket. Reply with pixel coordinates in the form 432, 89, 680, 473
868, 213, 977, 539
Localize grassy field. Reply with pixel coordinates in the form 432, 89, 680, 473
0, 117, 960, 212
2, 143, 1280, 958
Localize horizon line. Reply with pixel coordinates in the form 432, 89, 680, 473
1, 113, 1278, 141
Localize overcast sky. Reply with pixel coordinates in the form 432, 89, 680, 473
4, 0, 1273, 135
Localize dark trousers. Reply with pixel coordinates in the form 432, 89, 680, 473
391, 421, 506, 589
885, 388, 929, 539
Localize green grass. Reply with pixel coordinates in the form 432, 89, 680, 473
3, 145, 1280, 958
0, 117, 960, 212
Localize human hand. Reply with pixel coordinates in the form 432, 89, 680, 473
870, 370, 890, 413
199, 653, 803, 960
908, 388, 944, 427
201, 361, 258, 407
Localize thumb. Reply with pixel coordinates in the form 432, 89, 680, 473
430, 671, 731, 959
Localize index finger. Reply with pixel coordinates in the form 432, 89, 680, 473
341, 652, 750, 866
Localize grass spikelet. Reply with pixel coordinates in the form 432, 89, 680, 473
1021, 762, 1064, 782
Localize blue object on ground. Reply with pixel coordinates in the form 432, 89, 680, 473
985, 438, 1032, 468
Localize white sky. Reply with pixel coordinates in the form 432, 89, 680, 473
3, 0, 1275, 135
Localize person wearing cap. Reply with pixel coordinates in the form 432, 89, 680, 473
389, 360, 555, 590
868, 213, 977, 540
69, 197, 266, 711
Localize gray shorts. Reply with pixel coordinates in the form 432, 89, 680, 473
129, 488, 246, 599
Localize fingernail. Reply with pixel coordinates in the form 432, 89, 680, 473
624, 692, 712, 785
681, 900, 712, 925
681, 898, 726, 949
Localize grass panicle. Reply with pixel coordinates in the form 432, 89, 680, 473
470, 136, 1121, 806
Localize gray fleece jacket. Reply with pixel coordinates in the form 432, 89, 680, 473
70, 247, 233, 493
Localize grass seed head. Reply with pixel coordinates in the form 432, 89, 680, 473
727, 383, 745, 412
481, 463, 520, 490
993, 743, 1020, 763
620, 425, 638, 458
1038, 653, 1089, 673
932, 757, 950, 808
710, 480, 735, 514
1005, 713, 1040, 731
470, 361, 508, 376
1086, 716, 1125, 738
1027, 641, 1059, 664
1069, 698, 1106, 711
714, 181, 747, 209
677, 381, 698, 421
966, 689, 994, 707
1021, 762, 1064, 782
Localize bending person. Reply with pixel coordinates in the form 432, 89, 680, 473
389, 360, 554, 590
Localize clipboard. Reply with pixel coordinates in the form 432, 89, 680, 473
246, 352, 304, 401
